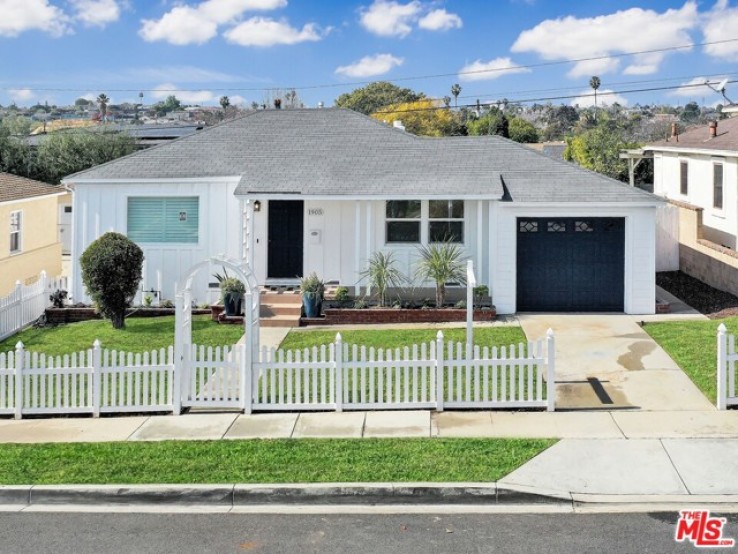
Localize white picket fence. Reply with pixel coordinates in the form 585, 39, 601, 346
0, 341, 175, 418
717, 324, 738, 410
0, 272, 68, 342
1, 330, 556, 418
252, 331, 555, 412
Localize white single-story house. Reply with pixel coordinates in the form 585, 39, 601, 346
63, 108, 660, 314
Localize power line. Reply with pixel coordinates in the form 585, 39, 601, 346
3, 37, 738, 95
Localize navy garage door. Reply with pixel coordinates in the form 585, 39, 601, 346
516, 217, 625, 312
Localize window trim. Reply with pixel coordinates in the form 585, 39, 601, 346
713, 162, 724, 211
384, 200, 466, 246
679, 160, 688, 196
9, 210, 22, 254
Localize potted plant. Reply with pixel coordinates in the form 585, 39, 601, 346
220, 277, 246, 316
300, 272, 325, 318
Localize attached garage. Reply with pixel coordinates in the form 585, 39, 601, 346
516, 217, 625, 312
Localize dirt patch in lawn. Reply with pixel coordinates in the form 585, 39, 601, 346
657, 271, 738, 319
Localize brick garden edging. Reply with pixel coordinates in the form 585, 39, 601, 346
45, 307, 211, 325
302, 307, 496, 326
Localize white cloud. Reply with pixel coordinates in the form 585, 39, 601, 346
511, 2, 698, 77
152, 84, 215, 104
139, 0, 288, 46
458, 57, 530, 82
0, 0, 71, 37
335, 53, 404, 78
418, 8, 461, 31
570, 88, 628, 108
702, 0, 738, 61
360, 0, 421, 37
229, 95, 247, 105
670, 76, 726, 97
140, 6, 218, 45
223, 17, 322, 47
8, 88, 35, 102
69, 0, 121, 28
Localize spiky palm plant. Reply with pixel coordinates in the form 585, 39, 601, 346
414, 241, 467, 307
359, 251, 407, 307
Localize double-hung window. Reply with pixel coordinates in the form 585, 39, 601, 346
9, 211, 21, 253
385, 200, 465, 244
714, 163, 724, 210
127, 197, 199, 243
386, 200, 421, 243
679, 161, 688, 196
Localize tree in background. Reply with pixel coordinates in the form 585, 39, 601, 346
0, 120, 32, 177
336, 82, 424, 115
589, 76, 601, 121
80, 232, 143, 330
450, 83, 462, 107
35, 131, 136, 184
542, 105, 579, 140
219, 95, 230, 117
679, 101, 701, 123
467, 107, 509, 138
563, 114, 643, 183
508, 116, 539, 143
370, 99, 465, 137
97, 94, 109, 122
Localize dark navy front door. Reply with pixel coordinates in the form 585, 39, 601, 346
268, 200, 304, 279
516, 217, 625, 312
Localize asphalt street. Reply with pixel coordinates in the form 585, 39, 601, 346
1, 511, 737, 553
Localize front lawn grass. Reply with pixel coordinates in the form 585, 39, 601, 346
0, 438, 554, 484
280, 326, 528, 351
0, 316, 245, 356
643, 317, 733, 404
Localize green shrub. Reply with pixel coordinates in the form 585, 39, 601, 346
79, 232, 143, 329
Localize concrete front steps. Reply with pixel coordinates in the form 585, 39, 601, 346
259, 288, 302, 328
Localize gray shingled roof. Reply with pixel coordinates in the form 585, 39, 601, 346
0, 172, 62, 203
64, 108, 658, 203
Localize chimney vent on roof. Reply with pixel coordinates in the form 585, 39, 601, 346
709, 120, 718, 138
317, 101, 324, 109
393, 120, 406, 132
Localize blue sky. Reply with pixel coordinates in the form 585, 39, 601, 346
1, 0, 737, 109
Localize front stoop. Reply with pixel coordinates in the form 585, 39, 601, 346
260, 288, 302, 328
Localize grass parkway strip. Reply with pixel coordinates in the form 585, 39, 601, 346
0, 438, 555, 485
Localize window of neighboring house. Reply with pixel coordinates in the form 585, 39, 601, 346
386, 200, 421, 243
9, 211, 21, 253
680, 161, 688, 196
428, 200, 464, 243
127, 197, 199, 243
714, 163, 724, 210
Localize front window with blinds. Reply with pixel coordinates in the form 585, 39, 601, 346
714, 163, 724, 210
680, 161, 688, 196
9, 211, 21, 253
127, 197, 199, 243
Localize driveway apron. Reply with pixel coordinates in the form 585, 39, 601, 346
517, 314, 715, 411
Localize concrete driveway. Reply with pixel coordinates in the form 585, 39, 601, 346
518, 314, 715, 411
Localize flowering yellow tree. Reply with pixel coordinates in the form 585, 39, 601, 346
371, 99, 464, 137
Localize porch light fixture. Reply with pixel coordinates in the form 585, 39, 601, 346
253, 200, 261, 212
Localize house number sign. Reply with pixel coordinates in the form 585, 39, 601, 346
308, 208, 324, 216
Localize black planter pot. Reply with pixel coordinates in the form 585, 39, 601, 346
223, 291, 243, 316
302, 292, 322, 318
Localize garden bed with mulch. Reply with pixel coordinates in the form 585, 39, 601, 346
656, 271, 738, 319
303, 307, 496, 325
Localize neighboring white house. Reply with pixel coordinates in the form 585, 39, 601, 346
643, 116, 738, 295
63, 108, 661, 315
646, 118, 738, 248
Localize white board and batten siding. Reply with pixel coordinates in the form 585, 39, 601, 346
492, 204, 658, 315
71, 179, 242, 305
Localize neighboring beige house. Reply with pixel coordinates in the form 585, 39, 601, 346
0, 172, 70, 296
643, 116, 738, 295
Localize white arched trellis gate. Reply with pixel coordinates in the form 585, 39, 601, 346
174, 256, 260, 414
